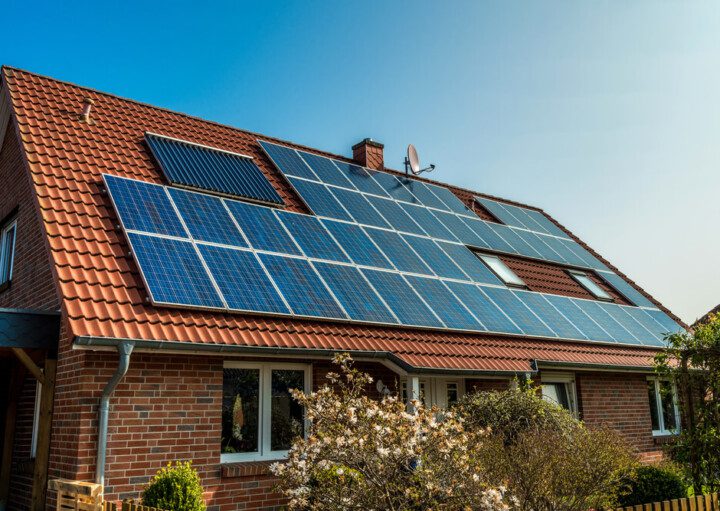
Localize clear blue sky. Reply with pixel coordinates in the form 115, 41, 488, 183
3, 1, 719, 324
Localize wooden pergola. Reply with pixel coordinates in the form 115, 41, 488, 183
0, 308, 60, 511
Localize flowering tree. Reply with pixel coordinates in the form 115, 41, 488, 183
271, 354, 508, 511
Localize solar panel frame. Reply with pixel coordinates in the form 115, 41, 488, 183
197, 244, 291, 314
467, 220, 516, 253
398, 203, 459, 241
475, 197, 527, 229
328, 187, 392, 228
371, 172, 421, 203
146, 133, 284, 205
297, 151, 356, 189
445, 281, 521, 334
597, 271, 656, 308
258, 253, 348, 319
524, 209, 571, 239
480, 286, 557, 338
259, 140, 319, 181
400, 235, 468, 280
403, 276, 483, 330
542, 294, 613, 342
275, 211, 350, 262
643, 308, 684, 337
321, 220, 395, 269
597, 302, 656, 345
423, 183, 474, 215
620, 306, 666, 345
513, 290, 585, 340
435, 241, 503, 284
126, 232, 225, 309
364, 196, 427, 235
365, 228, 433, 274
397, 178, 450, 210
167, 187, 248, 247
572, 299, 636, 344
224, 200, 303, 255
433, 211, 488, 248
361, 269, 444, 328
313, 262, 398, 324
332, 161, 389, 196
104, 174, 187, 238
286, 177, 353, 222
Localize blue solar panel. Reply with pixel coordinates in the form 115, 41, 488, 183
314, 262, 397, 323
400, 180, 452, 210
365, 196, 426, 235
539, 235, 588, 267
467, 220, 516, 253
333, 161, 388, 196
127, 232, 223, 308
480, 287, 556, 337
621, 306, 666, 345
476, 198, 523, 227
493, 226, 541, 258
401, 235, 467, 280
167, 188, 246, 247
297, 151, 355, 189
104, 175, 186, 237
597, 302, 656, 345
513, 291, 584, 340
399, 203, 458, 241
508, 206, 551, 235
445, 282, 520, 333
365, 228, 432, 274
275, 212, 349, 262
598, 272, 656, 308
287, 177, 353, 222
572, 300, 633, 343
436, 242, 502, 284
404, 276, 481, 330
561, 240, 607, 271
329, 188, 391, 228
423, 183, 473, 215
543, 295, 612, 342
513, 229, 562, 262
524, 209, 570, 239
371, 172, 420, 203
433, 211, 488, 248
146, 134, 283, 205
361, 269, 443, 328
643, 309, 684, 336
259, 141, 318, 181
259, 254, 346, 319
225, 201, 302, 255
198, 244, 289, 314
321, 221, 394, 269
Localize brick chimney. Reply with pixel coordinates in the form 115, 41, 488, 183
352, 138, 384, 170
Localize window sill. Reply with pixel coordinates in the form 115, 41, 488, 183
221, 460, 281, 479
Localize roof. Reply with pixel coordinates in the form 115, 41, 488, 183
1, 66, 676, 373
693, 304, 719, 328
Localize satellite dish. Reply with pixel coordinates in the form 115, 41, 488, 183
404, 144, 435, 176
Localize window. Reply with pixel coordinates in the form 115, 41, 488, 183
221, 362, 310, 462
401, 378, 463, 409
540, 373, 578, 415
568, 270, 612, 301
0, 218, 17, 286
648, 377, 680, 436
30, 380, 41, 458
478, 254, 525, 287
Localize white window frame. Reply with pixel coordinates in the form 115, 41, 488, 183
0, 218, 17, 285
221, 361, 311, 463
30, 380, 42, 458
401, 377, 465, 409
567, 270, 612, 301
647, 376, 680, 436
540, 372, 578, 416
477, 254, 526, 287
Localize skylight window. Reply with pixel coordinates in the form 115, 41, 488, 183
477, 254, 525, 287
568, 270, 612, 301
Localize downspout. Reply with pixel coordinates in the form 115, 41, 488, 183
95, 341, 134, 488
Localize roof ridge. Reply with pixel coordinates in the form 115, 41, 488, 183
1, 65, 543, 212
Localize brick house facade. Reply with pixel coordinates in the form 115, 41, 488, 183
0, 67, 684, 510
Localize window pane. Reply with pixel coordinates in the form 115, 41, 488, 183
648, 381, 661, 431
542, 383, 570, 410
222, 368, 260, 454
570, 271, 612, 300
479, 254, 525, 287
1, 224, 15, 282
271, 370, 305, 451
446, 383, 459, 406
660, 381, 677, 431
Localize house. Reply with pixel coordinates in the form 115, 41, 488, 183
0, 66, 686, 511
693, 304, 719, 327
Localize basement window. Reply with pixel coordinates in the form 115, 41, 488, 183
0, 217, 17, 287
221, 362, 310, 463
478, 254, 526, 287
568, 270, 612, 301
648, 377, 680, 436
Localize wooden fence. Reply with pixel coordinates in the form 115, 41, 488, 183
616, 493, 719, 511
49, 479, 163, 511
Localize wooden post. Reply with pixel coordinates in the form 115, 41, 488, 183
30, 354, 57, 511
0, 362, 25, 509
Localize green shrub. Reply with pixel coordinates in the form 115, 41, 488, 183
142, 461, 206, 511
618, 464, 687, 506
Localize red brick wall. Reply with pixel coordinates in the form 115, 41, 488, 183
6, 375, 37, 511
576, 371, 661, 461
465, 378, 511, 393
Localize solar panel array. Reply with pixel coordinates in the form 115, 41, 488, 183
105, 173, 683, 348
146, 133, 283, 205
260, 141, 609, 276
